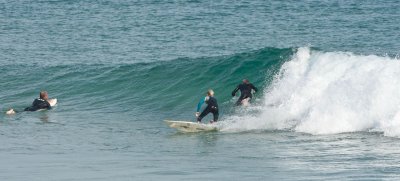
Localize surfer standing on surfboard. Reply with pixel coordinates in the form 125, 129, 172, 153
231, 79, 258, 106
6, 91, 57, 114
196, 89, 219, 123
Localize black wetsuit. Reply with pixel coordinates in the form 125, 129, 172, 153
232, 83, 258, 105
197, 96, 219, 122
24, 98, 51, 111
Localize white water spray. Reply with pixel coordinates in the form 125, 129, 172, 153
222, 47, 400, 137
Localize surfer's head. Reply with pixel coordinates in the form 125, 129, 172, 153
40, 91, 48, 100
207, 89, 214, 96
243, 79, 249, 84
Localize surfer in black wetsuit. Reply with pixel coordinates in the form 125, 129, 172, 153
232, 79, 258, 106
5, 91, 56, 115
24, 91, 51, 111
196, 89, 219, 123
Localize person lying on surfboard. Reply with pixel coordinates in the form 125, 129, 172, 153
231, 79, 258, 106
6, 91, 57, 114
196, 89, 219, 123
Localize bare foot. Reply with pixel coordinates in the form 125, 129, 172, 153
6, 109, 16, 115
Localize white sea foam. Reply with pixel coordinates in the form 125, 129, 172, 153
222, 47, 400, 137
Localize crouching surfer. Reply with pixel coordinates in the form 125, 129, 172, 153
231, 79, 258, 106
196, 89, 219, 123
6, 91, 57, 115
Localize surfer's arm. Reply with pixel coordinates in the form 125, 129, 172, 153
197, 97, 206, 112
232, 86, 239, 96
250, 84, 258, 92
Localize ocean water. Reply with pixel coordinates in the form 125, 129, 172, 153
1, 0, 400, 180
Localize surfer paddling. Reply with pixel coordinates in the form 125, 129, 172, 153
232, 79, 258, 106
6, 91, 57, 115
196, 89, 219, 123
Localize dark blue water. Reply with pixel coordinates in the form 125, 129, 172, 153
1, 1, 400, 180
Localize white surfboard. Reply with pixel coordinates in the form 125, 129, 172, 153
164, 120, 218, 133
241, 97, 250, 106
48, 98, 57, 107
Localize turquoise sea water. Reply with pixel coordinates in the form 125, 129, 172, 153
1, 1, 400, 180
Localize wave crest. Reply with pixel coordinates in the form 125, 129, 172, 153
223, 47, 400, 137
